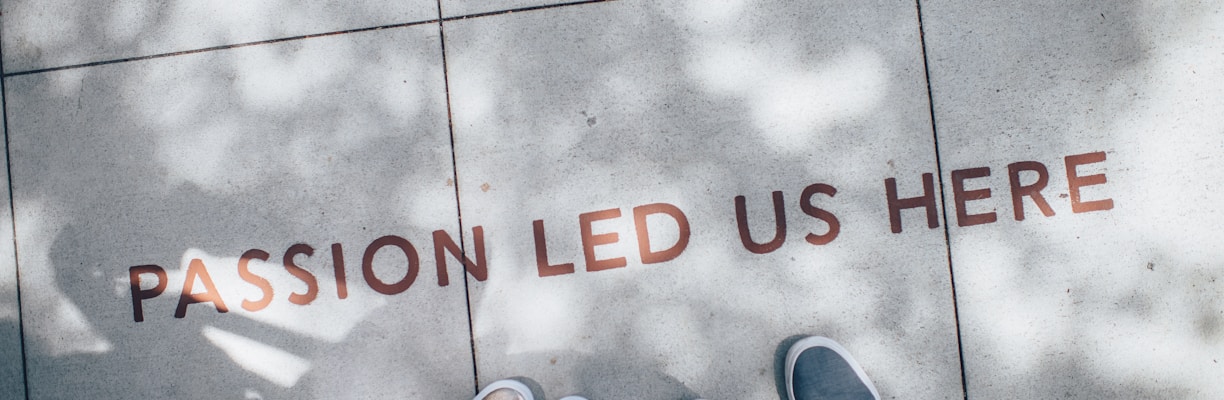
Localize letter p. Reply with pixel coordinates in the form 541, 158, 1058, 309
130, 265, 168, 322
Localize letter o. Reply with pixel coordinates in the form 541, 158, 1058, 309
362, 235, 419, 295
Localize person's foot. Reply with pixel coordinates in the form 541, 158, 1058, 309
473, 379, 534, 400
785, 336, 880, 400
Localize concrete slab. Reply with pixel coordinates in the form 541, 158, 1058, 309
2, 0, 439, 73
0, 100, 27, 400
445, 1, 962, 398
5, 25, 473, 399
440, 0, 580, 18
922, 0, 1224, 398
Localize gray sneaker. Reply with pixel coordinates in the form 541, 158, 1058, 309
785, 336, 880, 400
474, 379, 534, 400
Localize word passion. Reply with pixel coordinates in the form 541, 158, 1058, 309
129, 151, 1113, 322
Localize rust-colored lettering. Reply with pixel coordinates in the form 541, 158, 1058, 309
735, 191, 787, 254
885, 173, 939, 233
129, 265, 167, 323
533, 220, 575, 277
800, 183, 840, 245
237, 249, 274, 312
580, 208, 626, 271
1065, 151, 1114, 213
175, 258, 229, 318
283, 244, 318, 305
433, 226, 488, 286
633, 203, 690, 264
1008, 161, 1055, 221
362, 235, 419, 295
331, 243, 348, 300
951, 167, 997, 227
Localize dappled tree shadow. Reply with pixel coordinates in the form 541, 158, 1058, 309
922, 0, 1224, 398
2, 0, 1220, 399
445, 1, 960, 398
2, 0, 439, 73
5, 18, 473, 399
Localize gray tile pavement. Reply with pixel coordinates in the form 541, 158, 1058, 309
2, 0, 439, 73
4, 24, 472, 399
0, 0, 1220, 398
440, 0, 593, 18
0, 104, 25, 400
922, 0, 1224, 398
445, 1, 961, 398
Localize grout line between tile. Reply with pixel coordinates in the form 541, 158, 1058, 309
0, 26, 33, 400
2, 19, 439, 77
434, 0, 481, 395
2, 0, 621, 78
914, 1, 970, 399
440, 0, 618, 22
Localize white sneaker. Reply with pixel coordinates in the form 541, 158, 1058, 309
473, 379, 534, 400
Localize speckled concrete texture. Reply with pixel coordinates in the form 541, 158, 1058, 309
4, 25, 473, 399
0, 109, 26, 400
445, 1, 962, 399
1, 0, 440, 72
441, 0, 578, 18
922, 0, 1224, 398
0, 0, 1221, 399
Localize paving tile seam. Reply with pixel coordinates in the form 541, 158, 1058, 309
439, 0, 616, 21
0, 28, 31, 400
913, 1, 968, 399
0, 0, 620, 78
433, 0, 482, 394
0, 19, 438, 77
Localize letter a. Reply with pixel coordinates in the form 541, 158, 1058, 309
175, 258, 230, 318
